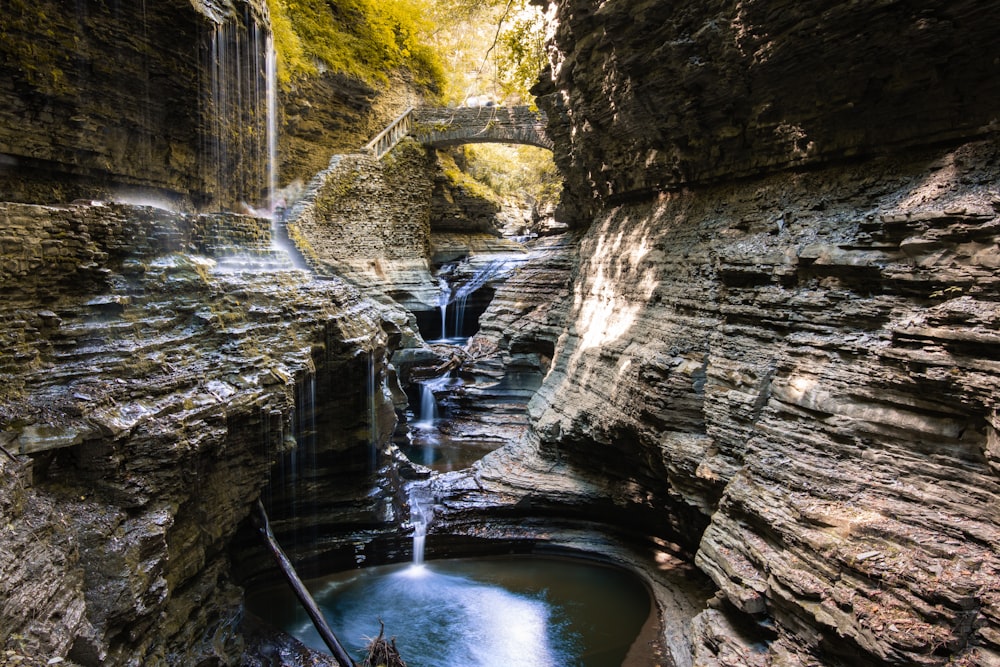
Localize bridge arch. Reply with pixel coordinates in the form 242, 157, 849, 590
414, 106, 551, 151
363, 106, 552, 160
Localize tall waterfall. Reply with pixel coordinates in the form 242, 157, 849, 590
266, 32, 279, 212
204, 12, 273, 211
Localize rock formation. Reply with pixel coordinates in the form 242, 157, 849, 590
3, 0, 999, 666
0, 0, 424, 212
441, 1, 1000, 665
0, 201, 400, 664
0, 0, 276, 210
538, 0, 1000, 225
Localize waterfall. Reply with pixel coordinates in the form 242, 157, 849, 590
413, 375, 450, 429
416, 382, 439, 426
437, 275, 450, 340
439, 259, 518, 338
261, 31, 309, 269
265, 32, 279, 212
204, 13, 271, 211
408, 487, 432, 567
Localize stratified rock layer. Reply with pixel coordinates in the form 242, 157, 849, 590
538, 0, 1000, 222
0, 202, 396, 664
0, 0, 275, 209
516, 1, 1000, 663
512, 140, 999, 666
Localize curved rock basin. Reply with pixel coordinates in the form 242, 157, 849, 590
246, 555, 652, 666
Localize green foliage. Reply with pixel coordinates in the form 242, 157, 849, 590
421, 0, 551, 106
494, 3, 551, 106
461, 144, 561, 210
439, 152, 501, 204
266, 0, 444, 92
267, 0, 316, 86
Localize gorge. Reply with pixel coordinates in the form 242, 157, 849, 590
1, 1, 999, 667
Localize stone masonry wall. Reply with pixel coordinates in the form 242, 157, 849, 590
287, 138, 441, 309
413, 106, 552, 150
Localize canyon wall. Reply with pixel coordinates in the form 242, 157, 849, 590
0, 202, 398, 664
0, 0, 426, 211
538, 0, 1000, 224
506, 0, 1000, 665
0, 0, 274, 209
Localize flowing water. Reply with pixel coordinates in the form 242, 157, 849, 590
401, 373, 502, 472
246, 556, 652, 667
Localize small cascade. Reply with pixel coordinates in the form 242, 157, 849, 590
408, 487, 433, 568
412, 516, 426, 567
294, 373, 318, 549
434, 259, 520, 339
416, 382, 439, 427
412, 375, 450, 429
406, 374, 452, 468
294, 373, 317, 481
437, 275, 450, 340
260, 404, 275, 509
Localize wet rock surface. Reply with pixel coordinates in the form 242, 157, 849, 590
0, 201, 397, 664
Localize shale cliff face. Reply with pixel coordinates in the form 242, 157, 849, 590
0, 0, 424, 211
0, 202, 398, 664
498, 1, 1000, 665
538, 0, 1000, 223
0, 0, 276, 209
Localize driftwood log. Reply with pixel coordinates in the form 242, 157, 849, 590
254, 499, 357, 667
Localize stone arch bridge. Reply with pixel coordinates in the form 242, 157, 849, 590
365, 106, 551, 159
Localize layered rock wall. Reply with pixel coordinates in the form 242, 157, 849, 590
518, 1, 1000, 664
0, 0, 424, 211
525, 143, 1000, 666
0, 201, 397, 664
0, 0, 274, 209
538, 0, 1000, 222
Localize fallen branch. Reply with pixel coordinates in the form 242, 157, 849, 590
254, 499, 357, 667
0, 431, 20, 461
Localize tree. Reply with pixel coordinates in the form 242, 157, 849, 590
423, 0, 552, 107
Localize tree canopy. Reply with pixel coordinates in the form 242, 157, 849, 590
266, 0, 552, 107
266, 0, 445, 91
